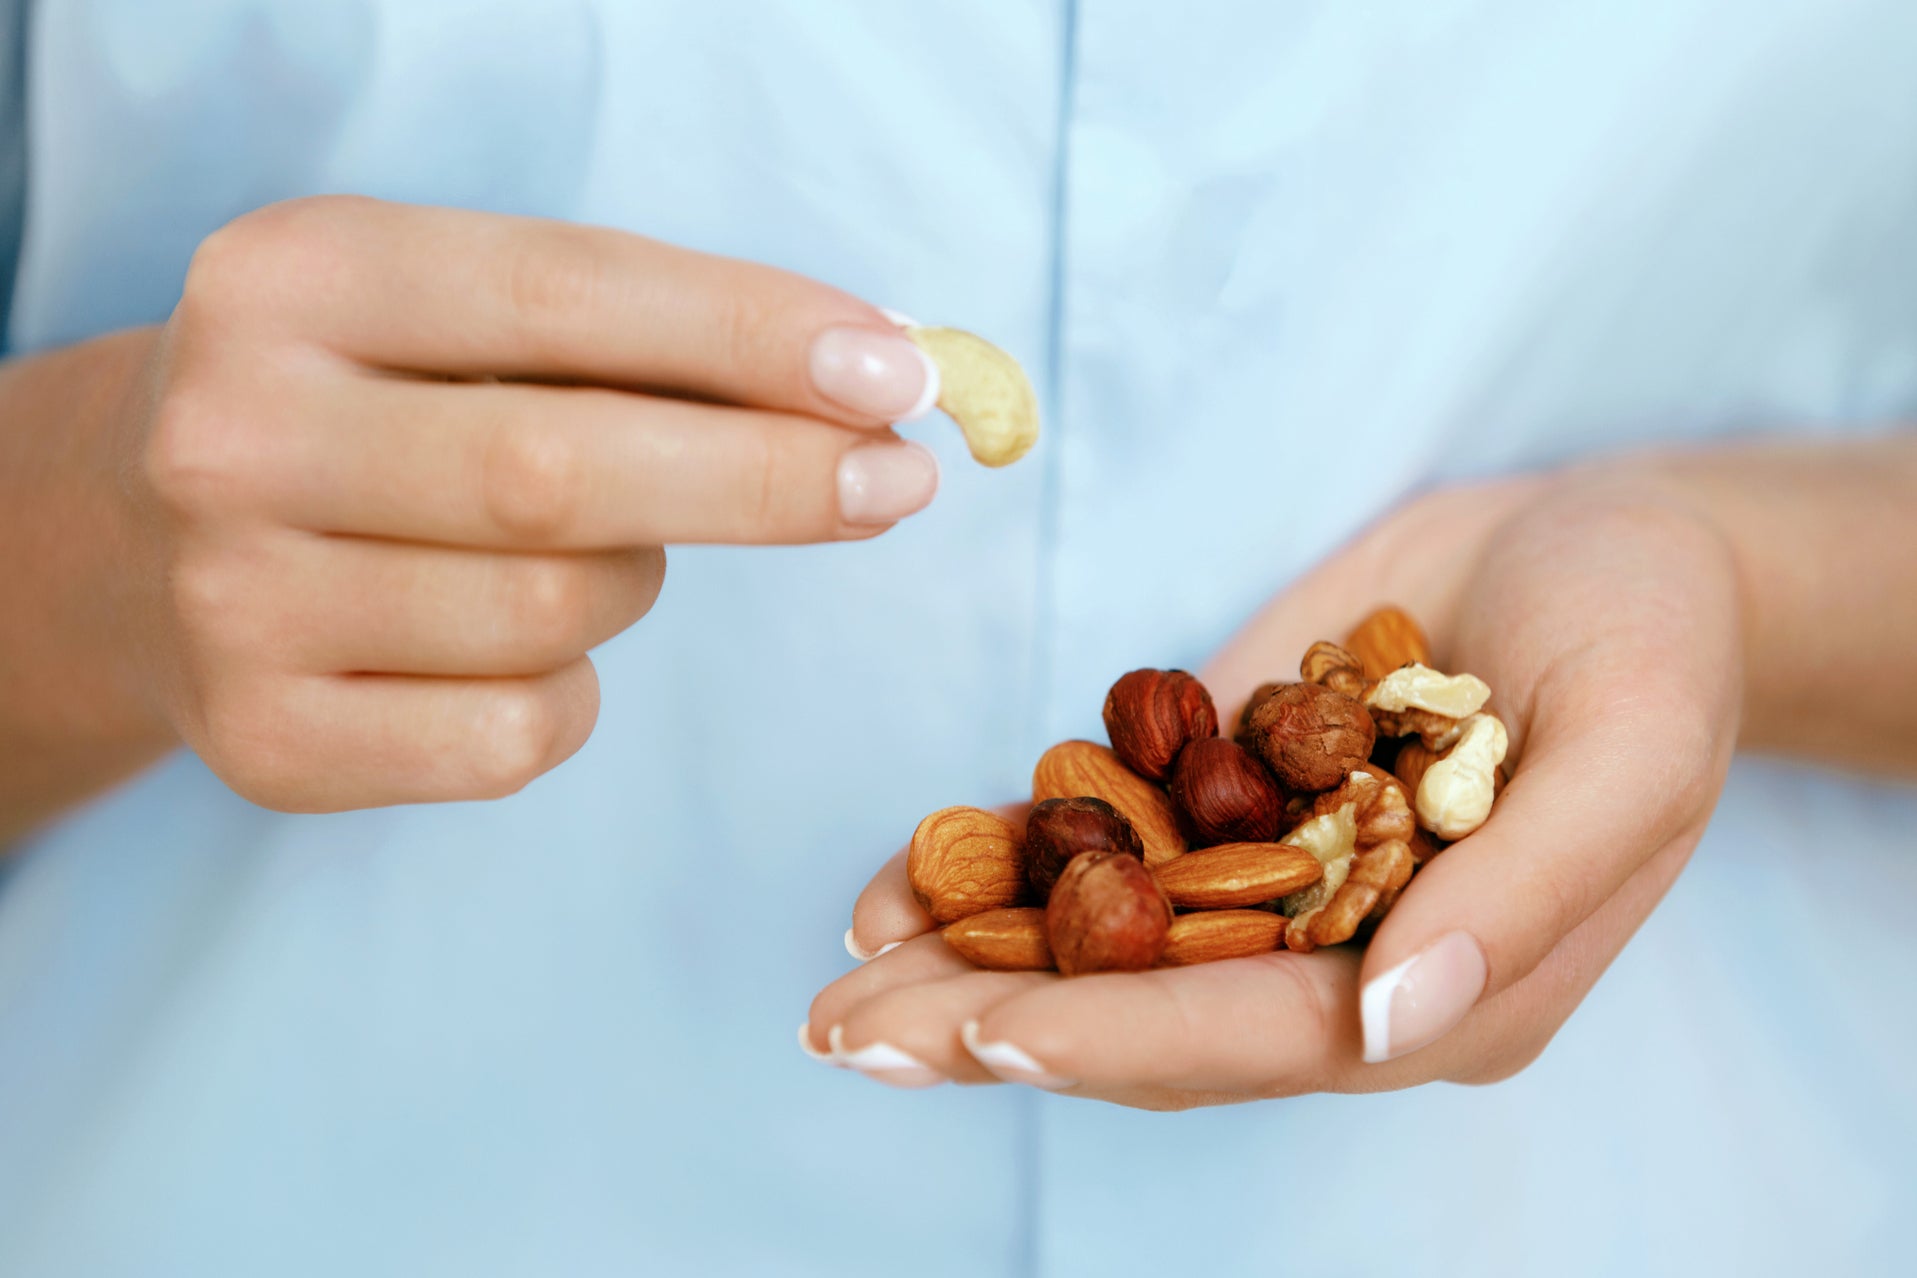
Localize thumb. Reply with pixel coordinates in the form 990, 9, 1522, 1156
1356, 670, 1723, 1065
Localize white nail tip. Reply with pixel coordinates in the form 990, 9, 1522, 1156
828, 1026, 932, 1074
797, 1022, 836, 1063
960, 1020, 1049, 1079
844, 929, 903, 962
1360, 952, 1419, 1064
876, 307, 940, 423
900, 346, 940, 424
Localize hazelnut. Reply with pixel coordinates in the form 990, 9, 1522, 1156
1233, 681, 1286, 747
1244, 682, 1377, 792
1102, 668, 1218, 781
1045, 850, 1172, 976
1025, 797, 1142, 898
1168, 737, 1283, 845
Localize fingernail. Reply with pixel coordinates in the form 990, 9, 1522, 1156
810, 324, 940, 422
960, 1019, 1072, 1091
837, 441, 939, 526
829, 1026, 946, 1089
1360, 930, 1488, 1064
844, 928, 902, 963
798, 1022, 838, 1064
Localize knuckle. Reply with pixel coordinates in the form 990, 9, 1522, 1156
481, 423, 579, 544
183, 197, 364, 318
511, 558, 591, 656
467, 686, 559, 798
142, 386, 252, 513
504, 225, 605, 346
713, 284, 782, 371
734, 431, 795, 538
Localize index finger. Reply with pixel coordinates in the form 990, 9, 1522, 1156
197, 197, 934, 428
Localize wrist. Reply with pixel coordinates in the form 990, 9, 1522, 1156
0, 328, 176, 842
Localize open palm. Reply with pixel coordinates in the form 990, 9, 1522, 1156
807, 474, 1745, 1107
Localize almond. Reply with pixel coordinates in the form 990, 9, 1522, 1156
1160, 910, 1289, 966
1343, 605, 1432, 681
1031, 740, 1186, 867
1151, 842, 1324, 909
907, 806, 1028, 924
942, 907, 1054, 971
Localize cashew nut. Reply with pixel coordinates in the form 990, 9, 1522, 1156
1365, 663, 1491, 720
1414, 713, 1508, 840
904, 325, 1040, 468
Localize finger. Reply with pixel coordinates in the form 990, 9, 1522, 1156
962, 836, 1696, 1109
807, 933, 977, 1052
195, 658, 598, 812
845, 850, 933, 961
210, 197, 934, 427
960, 950, 1359, 1097
269, 377, 937, 547
1357, 504, 1741, 1064
833, 970, 1055, 1088
240, 535, 665, 676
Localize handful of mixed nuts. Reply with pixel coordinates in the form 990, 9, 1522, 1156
907, 607, 1510, 975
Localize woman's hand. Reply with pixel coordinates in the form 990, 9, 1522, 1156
806, 474, 1746, 1104
7, 196, 942, 821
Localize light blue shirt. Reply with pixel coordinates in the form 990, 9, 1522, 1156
3, 2, 1915, 1275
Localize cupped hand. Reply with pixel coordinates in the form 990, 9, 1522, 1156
110, 196, 940, 811
806, 474, 1745, 1105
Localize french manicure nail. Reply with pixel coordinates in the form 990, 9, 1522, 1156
837, 441, 939, 526
1360, 930, 1488, 1064
810, 324, 940, 422
844, 929, 902, 962
960, 1020, 1073, 1091
829, 1026, 946, 1089
798, 1022, 838, 1064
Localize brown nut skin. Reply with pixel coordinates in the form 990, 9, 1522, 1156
943, 907, 1054, 971
1233, 682, 1286, 748
1244, 682, 1377, 793
1032, 740, 1187, 866
1102, 668, 1218, 782
1025, 797, 1142, 898
1168, 737, 1283, 845
1045, 850, 1172, 976
908, 806, 1029, 924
